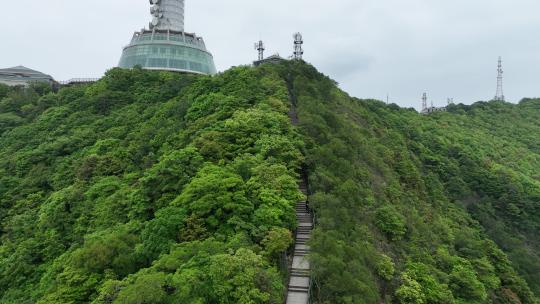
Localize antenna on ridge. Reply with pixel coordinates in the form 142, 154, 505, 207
293, 32, 304, 60
254, 40, 265, 61
422, 92, 428, 112
494, 56, 505, 101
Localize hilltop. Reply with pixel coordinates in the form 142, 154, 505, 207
0, 62, 539, 304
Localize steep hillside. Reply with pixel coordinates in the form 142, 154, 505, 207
0, 63, 539, 304
0, 67, 304, 303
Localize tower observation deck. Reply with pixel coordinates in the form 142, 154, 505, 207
118, 0, 216, 75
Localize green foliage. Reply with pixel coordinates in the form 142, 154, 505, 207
396, 274, 426, 304
0, 61, 539, 304
375, 205, 407, 241
0, 66, 302, 303
449, 264, 487, 302
261, 227, 293, 259
285, 61, 540, 303
376, 254, 395, 281
139, 146, 204, 208
0, 83, 9, 99
95, 240, 283, 304
405, 263, 455, 304
171, 164, 254, 236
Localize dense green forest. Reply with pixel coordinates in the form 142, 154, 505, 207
0, 62, 539, 304
282, 63, 540, 304
0, 67, 304, 303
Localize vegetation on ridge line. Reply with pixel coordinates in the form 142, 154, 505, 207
0, 61, 539, 304
280, 61, 539, 303
0, 66, 303, 303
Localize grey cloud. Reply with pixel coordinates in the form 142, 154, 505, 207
1, 0, 539, 109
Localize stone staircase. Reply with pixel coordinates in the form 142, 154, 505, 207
286, 180, 313, 304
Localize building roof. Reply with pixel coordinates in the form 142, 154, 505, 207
254, 54, 287, 66
0, 66, 54, 83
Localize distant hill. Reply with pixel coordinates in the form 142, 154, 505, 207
0, 63, 538, 303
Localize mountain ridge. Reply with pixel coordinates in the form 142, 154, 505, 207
0, 62, 538, 304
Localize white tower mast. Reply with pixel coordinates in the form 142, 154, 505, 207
149, 0, 185, 32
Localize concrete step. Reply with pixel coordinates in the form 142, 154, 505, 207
295, 244, 310, 251
289, 276, 310, 286
286, 291, 309, 304
286, 176, 312, 304
290, 269, 310, 277
288, 286, 309, 293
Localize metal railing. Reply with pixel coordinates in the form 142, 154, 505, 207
58, 78, 99, 85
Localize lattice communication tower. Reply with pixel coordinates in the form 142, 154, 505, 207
422, 93, 428, 111
254, 40, 265, 61
494, 56, 505, 101
293, 33, 304, 60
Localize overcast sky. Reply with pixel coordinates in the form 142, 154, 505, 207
2, 0, 539, 109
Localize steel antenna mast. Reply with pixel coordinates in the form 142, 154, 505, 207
254, 40, 265, 61
494, 56, 505, 101
293, 33, 304, 60
422, 92, 428, 112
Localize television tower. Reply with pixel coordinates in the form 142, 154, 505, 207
293, 33, 304, 60
494, 57, 505, 101
254, 40, 265, 61
149, 0, 185, 32
118, 0, 216, 75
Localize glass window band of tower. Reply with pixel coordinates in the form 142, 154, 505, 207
119, 31, 217, 75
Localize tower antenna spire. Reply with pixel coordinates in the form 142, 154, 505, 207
494, 56, 505, 101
